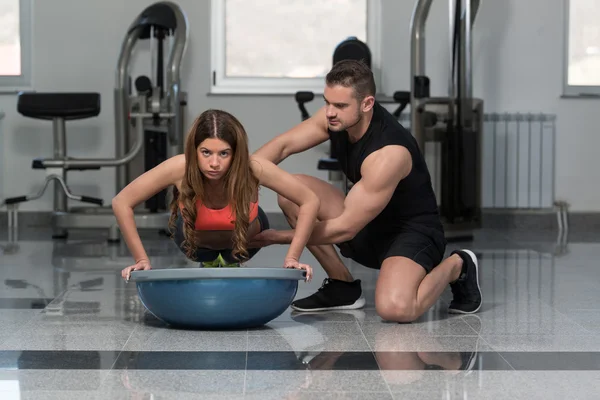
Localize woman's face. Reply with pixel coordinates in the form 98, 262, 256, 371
196, 138, 233, 181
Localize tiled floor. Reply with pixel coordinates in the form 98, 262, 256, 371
1, 225, 600, 399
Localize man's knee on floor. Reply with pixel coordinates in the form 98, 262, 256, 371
376, 296, 419, 323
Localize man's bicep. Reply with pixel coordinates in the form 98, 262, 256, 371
341, 179, 396, 236
339, 146, 411, 236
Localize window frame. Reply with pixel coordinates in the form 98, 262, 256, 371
0, 0, 32, 90
209, 0, 381, 95
562, 0, 600, 97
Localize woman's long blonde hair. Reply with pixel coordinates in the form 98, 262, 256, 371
168, 109, 260, 262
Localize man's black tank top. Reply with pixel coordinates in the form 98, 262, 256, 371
328, 102, 444, 235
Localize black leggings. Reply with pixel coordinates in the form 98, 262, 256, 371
172, 206, 270, 263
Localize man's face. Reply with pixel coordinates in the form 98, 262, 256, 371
323, 84, 370, 132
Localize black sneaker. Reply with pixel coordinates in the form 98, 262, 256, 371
448, 249, 482, 314
291, 278, 365, 312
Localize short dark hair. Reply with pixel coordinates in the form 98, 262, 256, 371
325, 59, 376, 100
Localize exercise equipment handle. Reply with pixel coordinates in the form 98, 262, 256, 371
295, 91, 314, 103
4, 196, 27, 205
129, 112, 175, 118
295, 91, 315, 121
80, 196, 104, 206
392, 91, 411, 118
37, 114, 146, 169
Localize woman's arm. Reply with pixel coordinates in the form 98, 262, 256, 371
249, 155, 320, 262
112, 154, 186, 263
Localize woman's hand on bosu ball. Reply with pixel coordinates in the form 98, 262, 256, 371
284, 257, 313, 282
121, 259, 152, 282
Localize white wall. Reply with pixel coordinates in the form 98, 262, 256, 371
0, 0, 597, 213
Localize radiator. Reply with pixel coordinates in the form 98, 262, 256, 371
398, 112, 557, 210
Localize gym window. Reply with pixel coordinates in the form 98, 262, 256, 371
210, 0, 381, 95
0, 0, 32, 90
564, 0, 600, 96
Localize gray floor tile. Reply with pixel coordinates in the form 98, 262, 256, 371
123, 327, 248, 351
0, 336, 10, 347
473, 317, 587, 336
0, 310, 44, 321
99, 370, 245, 395
0, 319, 34, 336
416, 371, 600, 400
377, 350, 512, 372
566, 309, 600, 333
500, 351, 600, 370
248, 333, 371, 352
468, 300, 588, 335
383, 370, 528, 396
482, 334, 600, 351
368, 334, 489, 352
95, 392, 243, 400
0, 332, 131, 351
359, 317, 478, 339
243, 392, 394, 400
271, 308, 368, 324
16, 317, 138, 337
349, 303, 454, 324
244, 371, 389, 393
0, 370, 109, 391
113, 350, 246, 370
507, 371, 600, 397
250, 321, 363, 337
0, 391, 103, 400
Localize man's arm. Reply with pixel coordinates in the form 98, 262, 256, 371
253, 107, 330, 165
273, 145, 413, 245
250, 155, 320, 261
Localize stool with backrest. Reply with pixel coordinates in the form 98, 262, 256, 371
4, 92, 104, 238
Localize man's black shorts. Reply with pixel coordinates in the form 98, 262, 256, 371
335, 224, 447, 273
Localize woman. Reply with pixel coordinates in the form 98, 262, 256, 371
113, 109, 318, 281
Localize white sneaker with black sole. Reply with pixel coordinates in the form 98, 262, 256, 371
291, 278, 365, 312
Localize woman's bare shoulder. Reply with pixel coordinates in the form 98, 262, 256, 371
165, 154, 186, 188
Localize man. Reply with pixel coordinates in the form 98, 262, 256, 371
252, 60, 481, 322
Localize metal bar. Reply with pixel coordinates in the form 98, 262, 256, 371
504, 113, 509, 208
449, 0, 455, 99
539, 113, 544, 207
528, 114, 532, 208
516, 113, 520, 208
165, 1, 189, 149
492, 113, 497, 207
551, 116, 556, 205
410, 0, 434, 153
538, 251, 542, 304
151, 25, 156, 91
114, 23, 139, 195
40, 114, 145, 169
129, 112, 175, 118
463, 0, 471, 124
52, 118, 67, 216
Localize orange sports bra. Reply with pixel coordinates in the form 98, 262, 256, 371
191, 199, 259, 231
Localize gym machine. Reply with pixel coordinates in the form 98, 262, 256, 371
3, 2, 189, 242
295, 0, 483, 241
294, 36, 410, 193
408, 0, 483, 240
